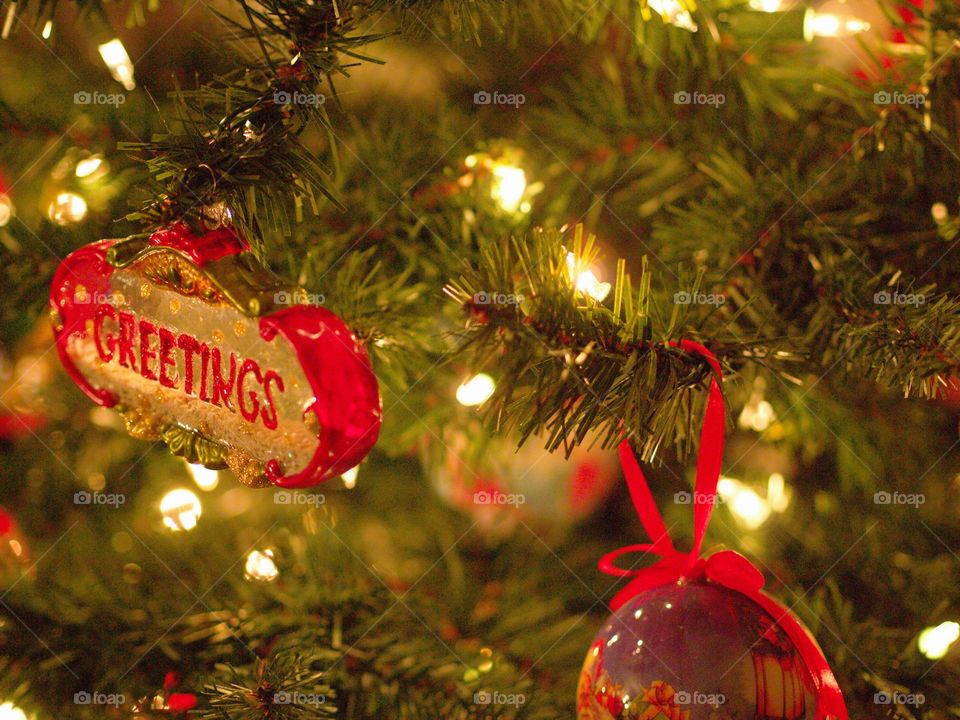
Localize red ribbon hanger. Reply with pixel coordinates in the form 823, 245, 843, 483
601, 339, 848, 720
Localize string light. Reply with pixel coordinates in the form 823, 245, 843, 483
565, 252, 612, 302
160, 488, 202, 531
748, 0, 786, 11
244, 549, 279, 582
918, 621, 960, 660
47, 192, 87, 225
718, 477, 771, 529
766, 472, 791, 513
98, 39, 136, 91
456, 373, 496, 406
186, 462, 219, 492
803, 9, 870, 39
738, 397, 775, 432
647, 0, 698, 31
341, 466, 359, 489
0, 703, 26, 720
75, 154, 107, 180
490, 164, 527, 213
0, 194, 13, 227
41, 19, 52, 39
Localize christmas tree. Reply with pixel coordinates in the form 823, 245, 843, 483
0, 0, 959, 717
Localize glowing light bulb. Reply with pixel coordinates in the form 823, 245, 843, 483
804, 9, 870, 40
0, 194, 13, 227
647, 0, 698, 32
456, 373, 496, 406
565, 252, 612, 301
186, 462, 219, 492
749, 0, 785, 10
918, 621, 960, 660
0, 702, 27, 720
98, 39, 136, 91
75, 154, 106, 179
341, 465, 359, 489
47, 192, 87, 225
718, 476, 772, 529
244, 549, 279, 582
160, 488, 202, 531
491, 164, 527, 213
767, 472, 791, 513
42, 20, 52, 39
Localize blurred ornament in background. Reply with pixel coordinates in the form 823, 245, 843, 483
422, 424, 619, 535
0, 506, 31, 587
132, 671, 196, 716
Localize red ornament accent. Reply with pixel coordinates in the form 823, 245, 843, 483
49, 225, 381, 487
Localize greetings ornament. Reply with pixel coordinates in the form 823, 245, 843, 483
49, 224, 381, 488
577, 341, 848, 720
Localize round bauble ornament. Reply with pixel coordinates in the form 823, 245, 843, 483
422, 424, 619, 535
577, 580, 829, 720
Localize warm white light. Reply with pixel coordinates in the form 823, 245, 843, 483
491, 164, 527, 213
75, 155, 105, 179
42, 20, 52, 39
456, 373, 496, 406
918, 621, 960, 660
98, 39, 136, 91
648, 0, 698, 32
767, 472, 791, 513
47, 192, 87, 225
0, 702, 27, 720
718, 476, 772, 529
244, 549, 279, 583
0, 194, 12, 227
804, 9, 870, 40
187, 462, 219, 492
748, 0, 785, 11
341, 466, 359, 489
566, 252, 612, 301
160, 488, 202, 531
738, 395, 775, 432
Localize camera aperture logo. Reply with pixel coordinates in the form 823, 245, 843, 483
274, 289, 326, 306
273, 90, 325, 107
873, 90, 925, 108
274, 490, 326, 507
74, 90, 126, 107
274, 691, 327, 706
873, 490, 924, 508
673, 91, 725, 108
473, 290, 524, 306
874, 690, 925, 707
873, 290, 924, 307
74, 490, 126, 508
474, 490, 525, 507
674, 490, 724, 506
674, 291, 725, 306
474, 690, 526, 707
473, 90, 525, 108
74, 691, 125, 707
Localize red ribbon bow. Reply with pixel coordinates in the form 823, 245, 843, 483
601, 340, 848, 720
